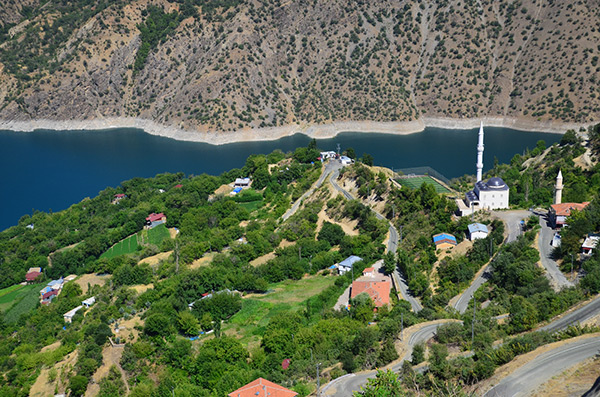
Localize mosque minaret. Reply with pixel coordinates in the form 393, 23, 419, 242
456, 121, 510, 215
476, 121, 484, 182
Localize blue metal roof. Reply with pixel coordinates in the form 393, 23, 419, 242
339, 255, 362, 268
433, 233, 457, 244
468, 223, 488, 234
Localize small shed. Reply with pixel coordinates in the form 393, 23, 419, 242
433, 233, 457, 250
82, 297, 96, 308
468, 223, 489, 241
582, 235, 600, 256
338, 255, 363, 275
64, 306, 83, 323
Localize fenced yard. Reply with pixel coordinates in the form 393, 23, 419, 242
397, 175, 451, 193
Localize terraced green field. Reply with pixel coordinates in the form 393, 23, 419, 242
102, 223, 171, 259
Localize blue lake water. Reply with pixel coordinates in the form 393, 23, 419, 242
0, 127, 561, 231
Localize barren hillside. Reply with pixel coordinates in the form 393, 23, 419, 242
0, 0, 598, 135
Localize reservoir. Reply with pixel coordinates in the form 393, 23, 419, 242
0, 127, 560, 231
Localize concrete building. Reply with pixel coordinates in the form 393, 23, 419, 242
468, 223, 489, 241
64, 306, 83, 323
582, 235, 599, 256
338, 255, 362, 275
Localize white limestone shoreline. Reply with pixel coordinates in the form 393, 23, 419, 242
0, 116, 587, 145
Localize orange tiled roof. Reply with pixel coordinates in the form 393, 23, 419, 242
228, 378, 297, 397
351, 278, 391, 307
551, 202, 590, 216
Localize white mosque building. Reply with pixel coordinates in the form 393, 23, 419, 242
457, 122, 510, 216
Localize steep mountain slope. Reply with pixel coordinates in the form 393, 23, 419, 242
0, 0, 598, 135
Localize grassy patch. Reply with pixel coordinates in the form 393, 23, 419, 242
1, 284, 42, 322
101, 224, 171, 259
0, 284, 25, 299
223, 276, 336, 346
398, 176, 450, 193
237, 200, 263, 212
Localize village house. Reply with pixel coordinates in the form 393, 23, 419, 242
25, 267, 42, 283
112, 193, 126, 204
468, 223, 489, 241
233, 177, 251, 188
340, 155, 354, 165
146, 212, 166, 229
228, 377, 297, 397
433, 233, 457, 250
319, 151, 337, 161
549, 202, 590, 228
350, 271, 391, 308
582, 235, 600, 257
337, 255, 363, 275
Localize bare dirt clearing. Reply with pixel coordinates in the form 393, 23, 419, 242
74, 273, 110, 294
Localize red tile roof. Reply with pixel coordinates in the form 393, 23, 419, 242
174, 184, 183, 188
551, 202, 590, 217
42, 290, 58, 300
26, 271, 42, 281
114, 193, 126, 198
351, 278, 391, 307
228, 378, 297, 397
146, 213, 166, 222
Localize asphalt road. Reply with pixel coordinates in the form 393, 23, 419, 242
328, 170, 422, 313
452, 211, 529, 314
282, 160, 341, 221
453, 265, 492, 314
322, 321, 456, 396
484, 336, 600, 397
539, 295, 600, 333
538, 215, 574, 290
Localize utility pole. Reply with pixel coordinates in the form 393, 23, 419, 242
336, 143, 340, 156
316, 363, 321, 397
471, 297, 476, 346
175, 241, 180, 273
401, 312, 404, 341
570, 253, 574, 281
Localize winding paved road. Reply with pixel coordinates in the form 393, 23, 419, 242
538, 215, 574, 290
484, 336, 600, 397
282, 161, 342, 221
322, 321, 457, 396
539, 295, 600, 333
328, 169, 422, 313
452, 210, 529, 314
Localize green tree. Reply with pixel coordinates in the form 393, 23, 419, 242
383, 251, 396, 275
353, 369, 407, 396
98, 366, 125, 397
69, 375, 89, 397
177, 311, 200, 336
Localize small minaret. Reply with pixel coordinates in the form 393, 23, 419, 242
554, 169, 563, 205
476, 121, 484, 182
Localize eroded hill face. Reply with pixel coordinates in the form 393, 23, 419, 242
0, 0, 598, 133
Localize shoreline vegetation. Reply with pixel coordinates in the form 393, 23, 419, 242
0, 116, 586, 145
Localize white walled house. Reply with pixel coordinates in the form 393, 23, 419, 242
468, 223, 489, 241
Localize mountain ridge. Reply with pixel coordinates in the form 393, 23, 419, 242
0, 0, 599, 137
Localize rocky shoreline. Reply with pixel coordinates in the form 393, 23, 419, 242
0, 117, 586, 145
